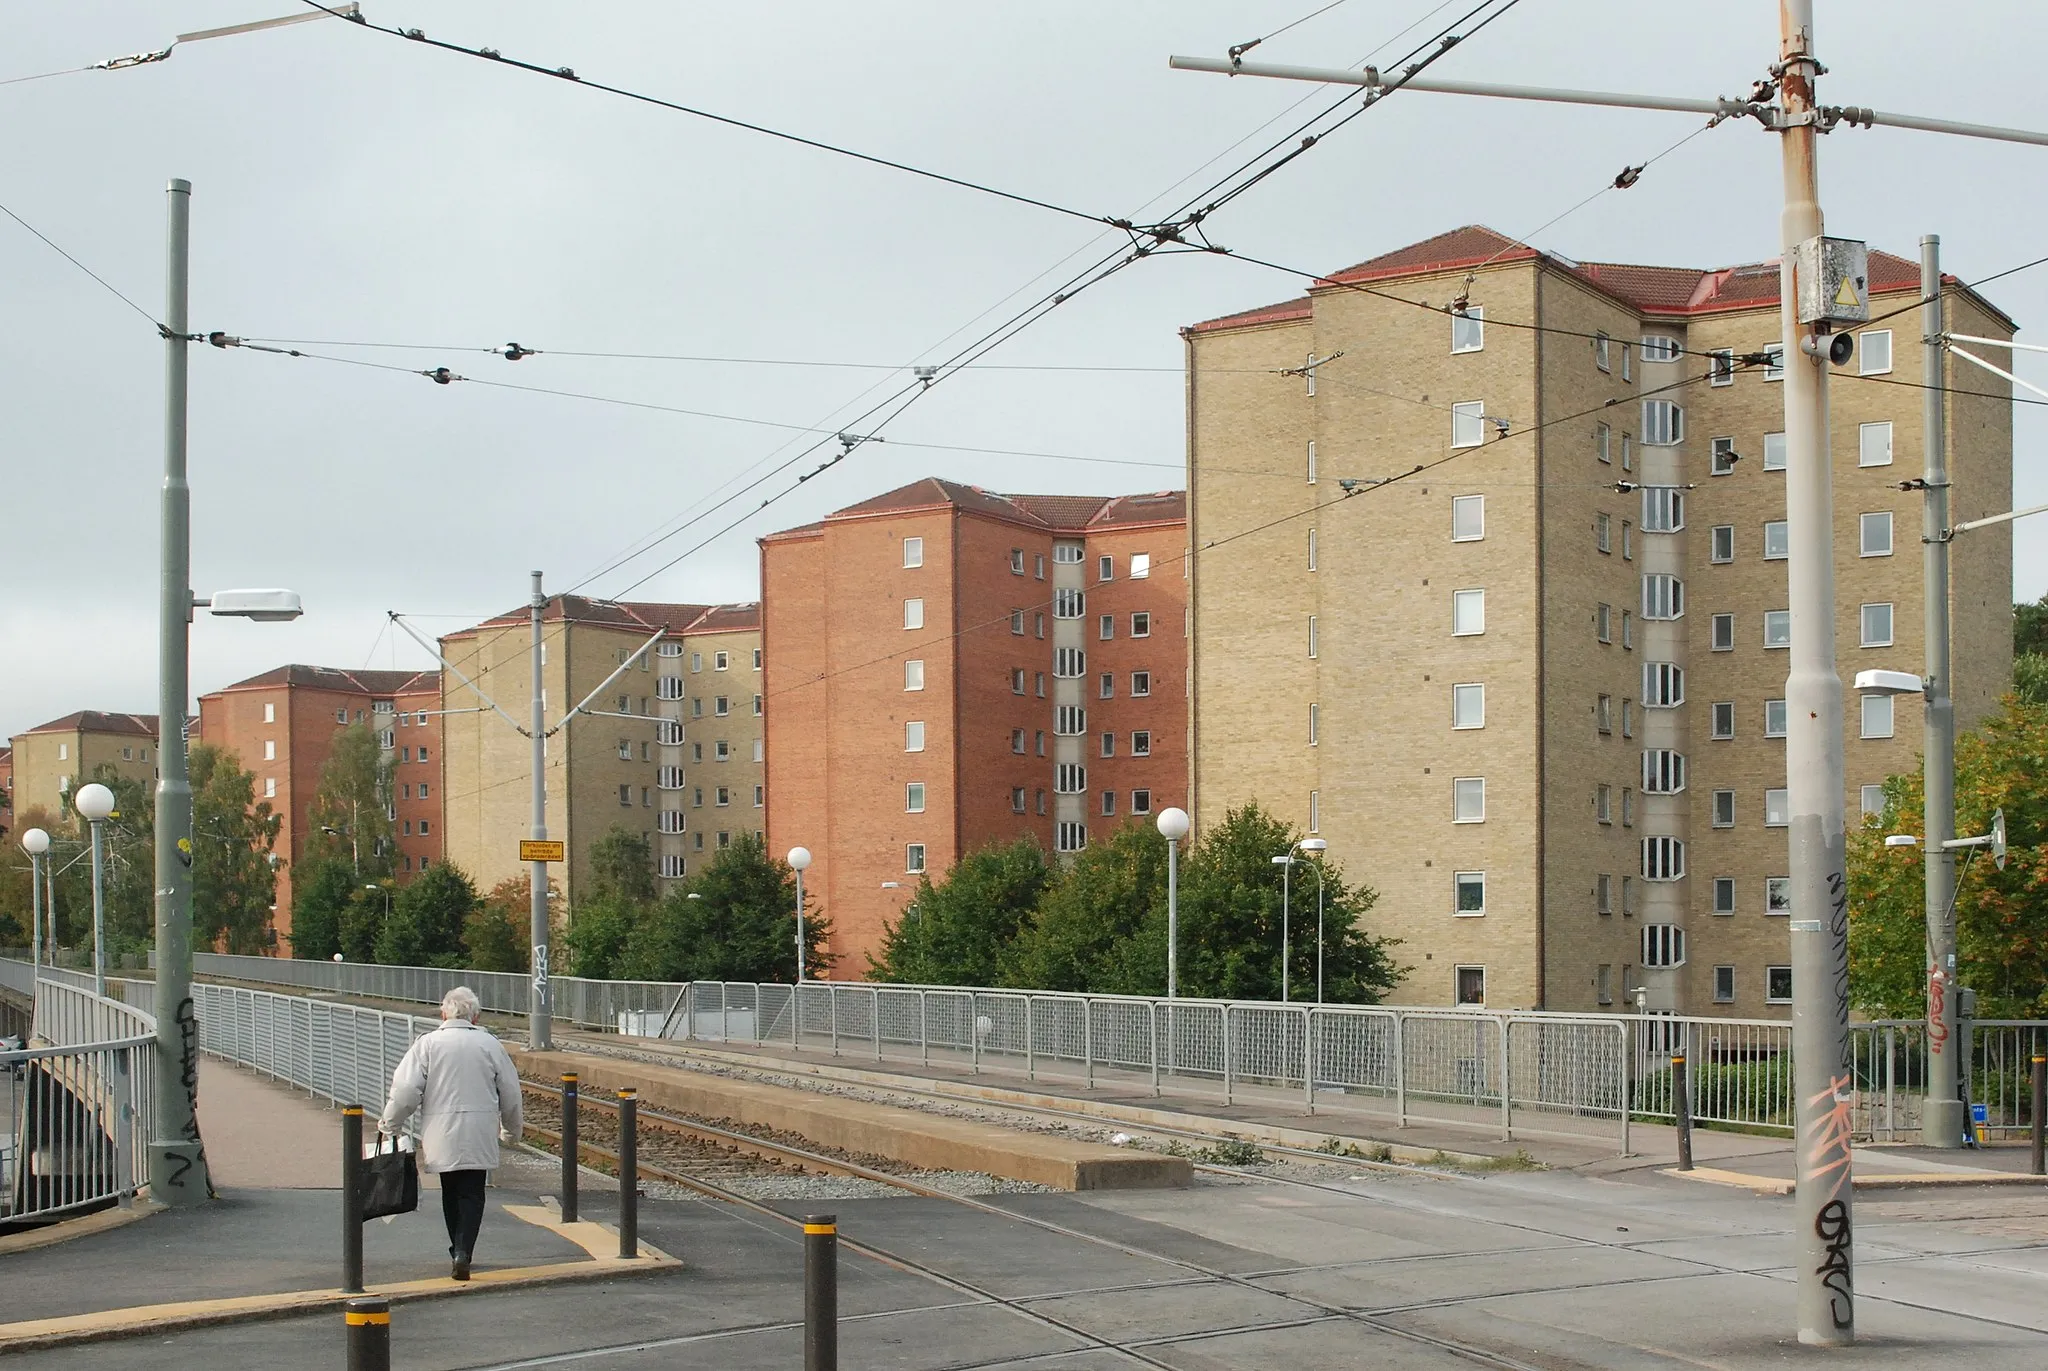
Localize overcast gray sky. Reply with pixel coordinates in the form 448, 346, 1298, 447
5, 1, 2042, 740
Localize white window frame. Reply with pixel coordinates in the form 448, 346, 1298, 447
1763, 342, 1785, 381
1713, 877, 1737, 914
1767, 966, 1794, 1004
904, 659, 925, 691
1641, 573, 1684, 621
1306, 439, 1317, 485
1451, 494, 1485, 542
1764, 520, 1790, 560
1712, 788, 1735, 827
1763, 610, 1791, 649
1641, 399, 1684, 446
1131, 553, 1151, 580
1641, 835, 1686, 881
1454, 871, 1486, 917
1308, 702, 1319, 746
1713, 966, 1736, 1003
1307, 614, 1318, 659
1452, 306, 1484, 354
902, 536, 924, 569
1131, 672, 1151, 698
1768, 878, 1793, 917
1708, 349, 1735, 386
906, 844, 927, 874
1765, 699, 1789, 738
1643, 749, 1686, 795
1596, 332, 1611, 372
1861, 784, 1886, 816
1598, 512, 1613, 555
1053, 540, 1084, 564
1131, 612, 1151, 639
1859, 329, 1893, 376
1763, 432, 1787, 471
1710, 525, 1734, 564
905, 782, 926, 813
1639, 334, 1682, 364
1307, 528, 1318, 572
1596, 423, 1612, 465
1861, 602, 1895, 647
1765, 787, 1790, 827
1641, 486, 1684, 533
1862, 693, 1895, 739
1452, 588, 1485, 637
1452, 776, 1486, 824
1451, 401, 1486, 449
905, 721, 926, 752
1711, 613, 1735, 652
903, 598, 924, 630
1860, 511, 1894, 557
1859, 421, 1893, 468
1452, 682, 1485, 730
1710, 436, 1737, 476
1641, 924, 1686, 969
1643, 661, 1684, 708
1053, 587, 1085, 619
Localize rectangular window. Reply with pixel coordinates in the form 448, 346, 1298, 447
1766, 699, 1788, 737
1643, 661, 1684, 707
264, 776, 277, 798
1859, 421, 1894, 467
753, 739, 764, 762
1622, 787, 1635, 826
1452, 589, 1485, 636
619, 784, 632, 807
1713, 877, 1736, 914
1711, 525, 1734, 563
1641, 574, 1683, 621
1453, 682, 1484, 730
1011, 787, 1027, 814
1099, 614, 1114, 641
1708, 349, 1735, 386
1131, 612, 1151, 638
1712, 789, 1735, 828
1641, 486, 1683, 533
1596, 422, 1612, 464
1012, 668, 1027, 695
1132, 789, 1152, 815
1860, 511, 1894, 557
264, 739, 277, 760
1054, 587, 1084, 618
1711, 613, 1734, 651
714, 652, 730, 672
1098, 554, 1113, 581
1712, 701, 1735, 739
1056, 705, 1086, 736
1598, 963, 1614, 1003
1711, 436, 1738, 476
1598, 603, 1613, 643
905, 721, 926, 752
1597, 874, 1613, 915
906, 844, 926, 874
1101, 790, 1117, 817
1132, 731, 1151, 756
1307, 614, 1318, 658
1596, 783, 1612, 824
1763, 342, 1785, 381
1621, 434, 1633, 471
1764, 610, 1791, 648
1768, 878, 1793, 916
1767, 966, 1793, 1004
1598, 512, 1613, 554
1859, 329, 1893, 375
1035, 612, 1045, 638
1764, 520, 1790, 560
714, 695, 729, 717
263, 702, 276, 724
1597, 694, 1613, 734
1861, 783, 1886, 816
1451, 494, 1484, 541
1011, 548, 1025, 574
1054, 646, 1084, 677
1307, 528, 1317, 572
1306, 439, 1317, 484
690, 653, 702, 672
1763, 432, 1787, 471
1765, 787, 1790, 827
1308, 789, 1319, 833
1307, 701, 1320, 746
1055, 822, 1086, 853
1099, 673, 1114, 700
1055, 763, 1087, 794
1641, 399, 1684, 446
902, 536, 924, 568
1451, 401, 1486, 448
1596, 332, 1611, 372
1641, 835, 1686, 881
1454, 872, 1486, 917
1640, 334, 1681, 364
1101, 732, 1115, 758
1010, 609, 1026, 636
1862, 694, 1895, 739
1131, 553, 1150, 579
903, 598, 924, 630
1861, 602, 1894, 647
1452, 306, 1484, 353
905, 782, 925, 813
714, 740, 730, 761
1053, 540, 1083, 564
1623, 520, 1634, 560
1453, 777, 1486, 823
1713, 966, 1736, 1003
1036, 554, 1046, 579
715, 788, 730, 807
1014, 728, 1029, 755
1131, 672, 1151, 697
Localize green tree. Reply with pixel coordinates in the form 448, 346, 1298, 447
999, 824, 1163, 993
374, 863, 479, 966
618, 833, 830, 982
869, 837, 1050, 984
2014, 652, 2048, 706
288, 856, 356, 959
46, 766, 155, 962
339, 885, 390, 964
1849, 694, 2048, 1018
2015, 593, 2048, 656
464, 876, 538, 973
563, 893, 644, 979
586, 826, 657, 905
189, 744, 282, 954
306, 723, 395, 880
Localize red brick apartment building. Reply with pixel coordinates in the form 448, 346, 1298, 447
762, 478, 1188, 972
199, 666, 442, 951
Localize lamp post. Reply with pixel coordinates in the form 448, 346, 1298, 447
1269, 853, 1295, 1002
21, 828, 50, 981
73, 784, 116, 997
787, 847, 812, 984
1270, 838, 1326, 1004
1156, 809, 1190, 1000
1298, 838, 1329, 1003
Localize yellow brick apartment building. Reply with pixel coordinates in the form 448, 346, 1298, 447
1186, 226, 2014, 1015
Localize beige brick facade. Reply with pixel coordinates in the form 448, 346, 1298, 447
1188, 227, 2015, 1015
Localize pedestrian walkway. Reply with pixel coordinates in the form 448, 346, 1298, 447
0, 1064, 671, 1355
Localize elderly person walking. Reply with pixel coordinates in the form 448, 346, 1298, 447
380, 986, 524, 1281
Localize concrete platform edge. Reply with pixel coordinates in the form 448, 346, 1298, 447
0, 1198, 162, 1257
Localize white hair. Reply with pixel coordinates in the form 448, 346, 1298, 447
441, 986, 482, 1022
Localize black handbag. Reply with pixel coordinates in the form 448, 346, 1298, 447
360, 1133, 419, 1221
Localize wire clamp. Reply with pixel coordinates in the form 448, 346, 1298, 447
502, 342, 537, 361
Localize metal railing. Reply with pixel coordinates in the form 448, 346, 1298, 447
106, 954, 2048, 1154
2, 978, 155, 1225
189, 981, 436, 1118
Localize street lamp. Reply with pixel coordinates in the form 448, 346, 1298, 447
787, 847, 812, 984
1155, 808, 1190, 1001
1298, 838, 1329, 1003
73, 783, 115, 997
1270, 837, 1326, 1003
21, 828, 50, 981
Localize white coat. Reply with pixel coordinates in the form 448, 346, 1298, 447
378, 1018, 524, 1174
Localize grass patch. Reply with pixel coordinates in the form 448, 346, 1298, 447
1313, 1137, 1396, 1163
1164, 1135, 1268, 1166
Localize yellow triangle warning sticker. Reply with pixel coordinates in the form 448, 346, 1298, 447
1835, 275, 1861, 308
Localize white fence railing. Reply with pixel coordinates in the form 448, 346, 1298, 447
2, 977, 155, 1226
189, 982, 436, 1118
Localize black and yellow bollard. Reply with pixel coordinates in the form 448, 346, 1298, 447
1671, 1054, 1694, 1172
618, 1088, 639, 1259
344, 1296, 390, 1371
341, 1106, 364, 1294
804, 1213, 838, 1371
2031, 1053, 2045, 1177
560, 1073, 579, 1223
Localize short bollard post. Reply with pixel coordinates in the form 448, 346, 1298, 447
344, 1296, 390, 1371
1671, 1053, 1694, 1172
341, 1105, 364, 1294
804, 1213, 838, 1371
560, 1073, 579, 1224
2031, 1053, 2045, 1177
617, 1088, 639, 1258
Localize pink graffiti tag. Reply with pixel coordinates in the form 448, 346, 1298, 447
1804, 1073, 1856, 1188
1927, 968, 1949, 1055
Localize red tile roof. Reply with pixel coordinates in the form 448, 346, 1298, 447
205, 665, 437, 697
22, 710, 160, 738
445, 596, 760, 641
813, 478, 1186, 535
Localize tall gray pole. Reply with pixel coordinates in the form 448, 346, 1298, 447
29, 852, 43, 982
151, 177, 210, 1206
1279, 858, 1290, 1003
1776, 2, 1853, 1344
89, 820, 107, 998
1314, 864, 1325, 1005
794, 867, 806, 983
1918, 235, 1964, 1149
529, 570, 551, 1050
1165, 837, 1179, 1001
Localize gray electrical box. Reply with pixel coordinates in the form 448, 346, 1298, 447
1792, 235, 1870, 326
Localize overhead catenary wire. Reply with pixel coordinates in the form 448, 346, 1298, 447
0, 199, 164, 331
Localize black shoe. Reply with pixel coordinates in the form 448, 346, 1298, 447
452, 1255, 471, 1282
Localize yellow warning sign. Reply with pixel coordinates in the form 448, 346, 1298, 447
519, 840, 566, 863
1834, 275, 1861, 308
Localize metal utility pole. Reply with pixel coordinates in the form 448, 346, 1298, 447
1774, 8, 1855, 1346
1917, 236, 1964, 1149
529, 570, 551, 1051
152, 177, 211, 1206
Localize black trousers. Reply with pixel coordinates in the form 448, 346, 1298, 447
439, 1169, 488, 1260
